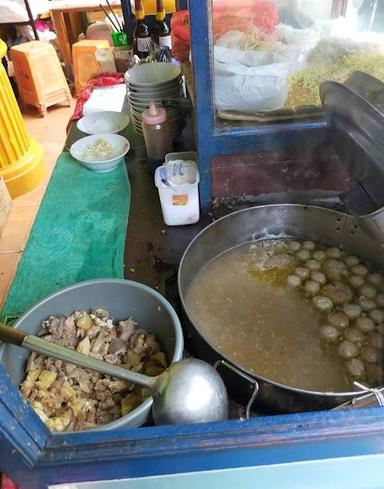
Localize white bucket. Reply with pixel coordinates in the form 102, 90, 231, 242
155, 159, 200, 226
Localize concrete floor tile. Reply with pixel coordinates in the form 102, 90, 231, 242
0, 97, 74, 306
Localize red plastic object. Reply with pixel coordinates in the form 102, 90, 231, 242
1, 475, 18, 489
213, 0, 278, 40
170, 3, 278, 62
67, 72, 125, 132
171, 11, 190, 62
35, 19, 52, 32
142, 102, 167, 124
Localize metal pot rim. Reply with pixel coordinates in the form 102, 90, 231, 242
178, 204, 366, 399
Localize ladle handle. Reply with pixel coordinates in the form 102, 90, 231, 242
0, 323, 27, 346
0, 324, 156, 390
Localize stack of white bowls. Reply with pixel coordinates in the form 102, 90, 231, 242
125, 63, 185, 138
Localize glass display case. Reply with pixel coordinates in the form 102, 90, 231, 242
189, 0, 384, 212
212, 0, 384, 123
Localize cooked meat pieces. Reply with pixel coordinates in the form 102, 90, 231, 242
118, 319, 135, 341
129, 331, 159, 356
42, 315, 78, 346
20, 309, 167, 432
108, 338, 127, 356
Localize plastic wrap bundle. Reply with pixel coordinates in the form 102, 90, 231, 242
0, 0, 49, 22
171, 11, 190, 62
212, 0, 297, 113
214, 30, 303, 113
213, 0, 278, 41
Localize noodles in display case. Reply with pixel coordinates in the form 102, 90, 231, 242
211, 0, 384, 122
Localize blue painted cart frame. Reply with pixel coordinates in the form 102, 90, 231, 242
2, 363, 384, 488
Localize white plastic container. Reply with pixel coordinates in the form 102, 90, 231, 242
165, 151, 197, 165
95, 47, 116, 72
155, 158, 200, 226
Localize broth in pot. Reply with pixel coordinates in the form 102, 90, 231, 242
185, 240, 383, 392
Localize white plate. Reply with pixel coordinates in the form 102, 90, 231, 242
127, 79, 182, 94
77, 111, 130, 135
128, 89, 182, 103
130, 105, 181, 117
125, 63, 181, 87
129, 101, 184, 113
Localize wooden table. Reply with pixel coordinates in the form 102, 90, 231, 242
50, 0, 121, 80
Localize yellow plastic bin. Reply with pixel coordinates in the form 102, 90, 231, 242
72, 40, 110, 96
0, 40, 46, 198
10, 41, 71, 116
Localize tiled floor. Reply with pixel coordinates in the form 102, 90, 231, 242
0, 100, 75, 308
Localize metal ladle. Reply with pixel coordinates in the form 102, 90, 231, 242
0, 323, 229, 425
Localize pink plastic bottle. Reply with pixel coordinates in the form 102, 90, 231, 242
141, 102, 172, 173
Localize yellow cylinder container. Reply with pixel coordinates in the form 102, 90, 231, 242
0, 40, 45, 198
142, 0, 176, 13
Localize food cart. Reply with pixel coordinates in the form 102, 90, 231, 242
1, 1, 384, 488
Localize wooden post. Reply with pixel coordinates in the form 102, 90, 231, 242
0, 176, 11, 235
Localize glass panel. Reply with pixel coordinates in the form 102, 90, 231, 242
212, 0, 384, 126
49, 453, 384, 489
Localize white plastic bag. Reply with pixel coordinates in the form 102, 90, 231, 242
214, 31, 301, 113
215, 60, 289, 112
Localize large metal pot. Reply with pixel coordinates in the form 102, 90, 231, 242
178, 204, 384, 413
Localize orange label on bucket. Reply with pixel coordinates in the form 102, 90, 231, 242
173, 194, 188, 206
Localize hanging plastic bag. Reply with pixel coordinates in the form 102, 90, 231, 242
213, 0, 278, 41
214, 31, 302, 112
215, 58, 289, 112
171, 11, 190, 62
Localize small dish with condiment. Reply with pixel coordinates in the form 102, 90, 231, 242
70, 134, 130, 173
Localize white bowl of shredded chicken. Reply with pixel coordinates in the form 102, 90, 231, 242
70, 134, 130, 173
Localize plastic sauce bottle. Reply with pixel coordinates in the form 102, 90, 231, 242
142, 102, 172, 173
